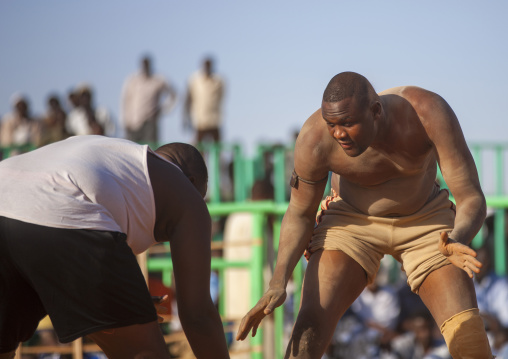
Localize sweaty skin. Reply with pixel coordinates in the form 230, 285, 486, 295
237, 85, 486, 358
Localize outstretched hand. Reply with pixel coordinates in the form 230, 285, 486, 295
438, 232, 482, 278
236, 287, 287, 341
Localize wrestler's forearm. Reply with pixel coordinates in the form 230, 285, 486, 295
269, 210, 314, 289
450, 194, 486, 245
180, 301, 230, 359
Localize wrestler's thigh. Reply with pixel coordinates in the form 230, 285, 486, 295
87, 321, 170, 359
287, 250, 367, 358
418, 264, 478, 327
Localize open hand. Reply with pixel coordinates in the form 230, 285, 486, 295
152, 295, 169, 323
438, 232, 482, 278
236, 287, 287, 341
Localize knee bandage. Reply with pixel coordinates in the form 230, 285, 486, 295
440, 308, 493, 359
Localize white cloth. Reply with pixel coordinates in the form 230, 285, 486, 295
0, 135, 170, 254
223, 212, 253, 319
121, 72, 175, 131
66, 107, 115, 137
474, 272, 508, 327
188, 70, 224, 130
223, 212, 254, 359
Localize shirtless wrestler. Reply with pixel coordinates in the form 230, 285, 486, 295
237, 72, 492, 358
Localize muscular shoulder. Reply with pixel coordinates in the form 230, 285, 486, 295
147, 153, 208, 241
293, 108, 334, 180
385, 86, 446, 118
383, 86, 454, 135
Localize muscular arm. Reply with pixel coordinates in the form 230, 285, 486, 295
272, 113, 332, 288
149, 155, 229, 358
168, 198, 230, 359
422, 91, 486, 244
418, 90, 486, 276
237, 112, 330, 340
271, 172, 328, 289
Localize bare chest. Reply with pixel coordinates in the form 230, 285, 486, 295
330, 144, 435, 186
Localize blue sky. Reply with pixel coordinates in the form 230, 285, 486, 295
1, 0, 507, 155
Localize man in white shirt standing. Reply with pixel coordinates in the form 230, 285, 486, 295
184, 56, 225, 144
121, 55, 177, 144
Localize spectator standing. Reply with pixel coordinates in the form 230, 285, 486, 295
66, 85, 115, 137
67, 89, 80, 113
0, 94, 42, 149
39, 94, 69, 146
121, 55, 177, 144
184, 56, 225, 144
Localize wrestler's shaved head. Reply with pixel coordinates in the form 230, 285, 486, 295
323, 72, 377, 108
155, 143, 208, 197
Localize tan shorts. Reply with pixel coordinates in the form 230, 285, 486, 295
307, 188, 456, 293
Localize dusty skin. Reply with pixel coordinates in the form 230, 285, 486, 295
237, 79, 487, 358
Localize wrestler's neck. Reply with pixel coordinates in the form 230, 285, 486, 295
368, 96, 394, 151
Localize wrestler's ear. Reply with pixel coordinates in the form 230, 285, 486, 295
371, 101, 382, 120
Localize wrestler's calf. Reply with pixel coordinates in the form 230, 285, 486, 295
440, 308, 494, 359
285, 324, 328, 358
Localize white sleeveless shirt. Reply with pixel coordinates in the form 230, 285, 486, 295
0, 135, 172, 254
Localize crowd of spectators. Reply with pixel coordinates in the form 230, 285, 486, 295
0, 54, 225, 158
0, 84, 115, 159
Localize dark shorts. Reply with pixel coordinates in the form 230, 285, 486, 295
0, 217, 157, 352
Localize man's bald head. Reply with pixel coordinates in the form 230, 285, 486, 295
322, 72, 377, 108
155, 143, 208, 198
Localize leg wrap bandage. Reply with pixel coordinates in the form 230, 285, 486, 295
440, 308, 493, 359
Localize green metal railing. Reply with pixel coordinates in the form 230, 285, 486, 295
0, 143, 36, 159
